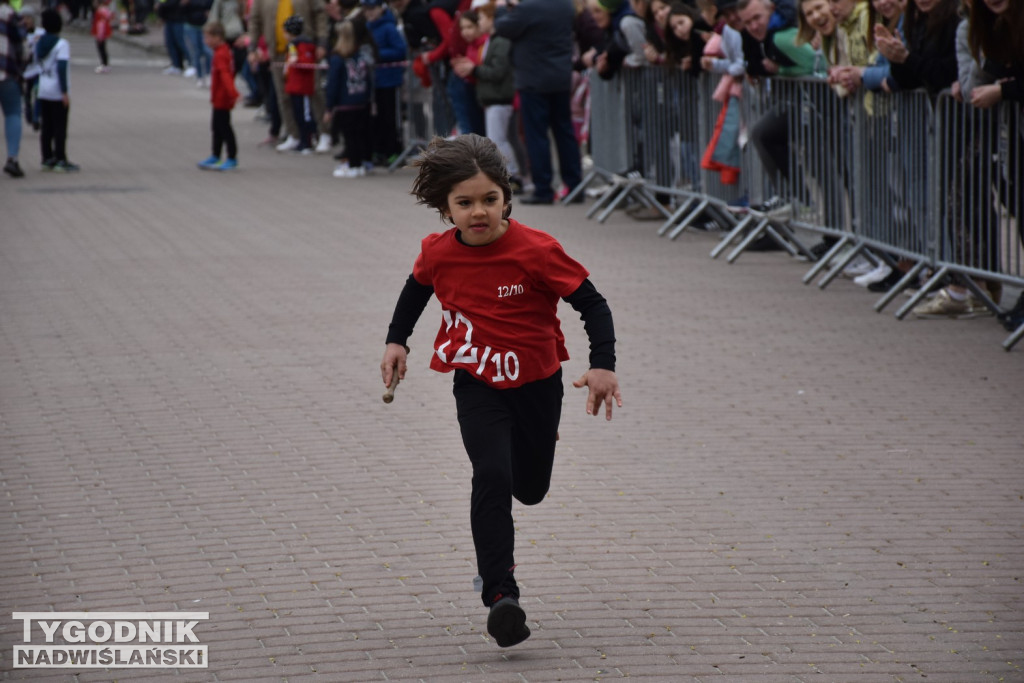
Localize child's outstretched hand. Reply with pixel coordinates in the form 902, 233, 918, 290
381, 343, 408, 389
573, 369, 623, 421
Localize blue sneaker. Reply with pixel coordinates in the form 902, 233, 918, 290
216, 158, 238, 171
197, 155, 220, 170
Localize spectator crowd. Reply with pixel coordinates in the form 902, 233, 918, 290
0, 0, 1021, 329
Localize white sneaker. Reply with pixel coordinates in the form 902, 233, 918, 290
162, 66, 182, 75
183, 67, 197, 78
315, 133, 332, 154
337, 165, 365, 178
854, 262, 893, 287
842, 254, 875, 278
332, 162, 351, 178
276, 136, 300, 152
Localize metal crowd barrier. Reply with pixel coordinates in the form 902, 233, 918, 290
583, 67, 1023, 350
390, 60, 453, 172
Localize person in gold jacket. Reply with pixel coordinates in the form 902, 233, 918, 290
248, 0, 331, 152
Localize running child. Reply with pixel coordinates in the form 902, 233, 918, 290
380, 134, 623, 648
197, 20, 239, 171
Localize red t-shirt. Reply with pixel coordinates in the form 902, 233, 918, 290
412, 219, 589, 389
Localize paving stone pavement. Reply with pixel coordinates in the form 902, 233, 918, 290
1, 32, 1023, 683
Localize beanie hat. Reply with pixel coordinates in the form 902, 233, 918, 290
595, 0, 624, 11
283, 14, 304, 35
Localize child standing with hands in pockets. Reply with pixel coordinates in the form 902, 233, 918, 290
197, 21, 239, 170
380, 134, 622, 648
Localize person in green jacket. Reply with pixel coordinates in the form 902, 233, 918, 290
452, 4, 525, 192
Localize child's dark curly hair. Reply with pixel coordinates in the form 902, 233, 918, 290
411, 134, 512, 224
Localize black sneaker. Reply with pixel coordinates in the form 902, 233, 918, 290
487, 597, 530, 647
1003, 314, 1024, 332
997, 292, 1024, 330
3, 158, 24, 178
808, 240, 835, 261
53, 160, 80, 172
41, 158, 57, 171
746, 233, 785, 251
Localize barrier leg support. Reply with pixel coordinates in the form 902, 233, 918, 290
710, 214, 754, 259
657, 196, 697, 236
801, 235, 853, 285
768, 221, 809, 258
818, 242, 867, 290
667, 199, 709, 240
596, 182, 640, 223
726, 217, 770, 263
895, 266, 949, 320
765, 224, 800, 258
874, 260, 927, 313
1003, 321, 1024, 351
389, 140, 426, 172
585, 178, 623, 219
960, 276, 999, 315
563, 169, 607, 205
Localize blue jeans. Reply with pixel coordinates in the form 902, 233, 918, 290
446, 74, 485, 137
0, 78, 22, 159
184, 24, 212, 78
164, 21, 187, 70
517, 89, 581, 201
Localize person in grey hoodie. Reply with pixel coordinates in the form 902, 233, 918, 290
494, 0, 582, 204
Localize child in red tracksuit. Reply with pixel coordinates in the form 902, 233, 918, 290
198, 21, 240, 171
282, 14, 318, 153
91, 0, 113, 73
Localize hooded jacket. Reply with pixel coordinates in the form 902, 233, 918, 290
366, 7, 406, 90
493, 0, 574, 93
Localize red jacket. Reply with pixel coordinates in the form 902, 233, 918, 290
424, 0, 471, 65
91, 5, 113, 42
210, 43, 239, 110
285, 37, 318, 96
